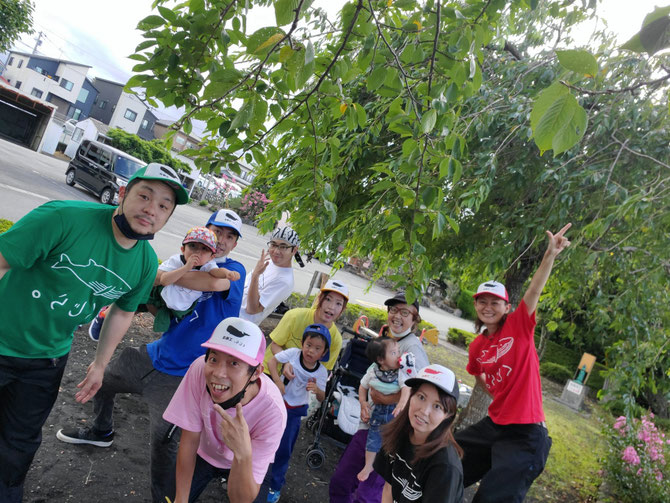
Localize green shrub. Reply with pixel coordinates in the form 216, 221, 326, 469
448, 327, 478, 348
226, 196, 242, 211
106, 128, 190, 173
540, 362, 572, 383
536, 336, 607, 390
454, 288, 477, 321
0, 219, 13, 234
199, 200, 209, 206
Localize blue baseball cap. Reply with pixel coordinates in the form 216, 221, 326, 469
207, 209, 242, 237
302, 323, 331, 362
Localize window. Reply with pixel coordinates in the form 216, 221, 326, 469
141, 119, 149, 129
60, 79, 74, 91
98, 100, 108, 109
72, 108, 82, 120
124, 109, 137, 121
15, 81, 22, 89
85, 143, 102, 164
31, 88, 43, 99
77, 88, 89, 103
17, 60, 23, 68
175, 136, 186, 145
7, 57, 13, 65
186, 141, 194, 149
35, 66, 45, 75
72, 127, 84, 142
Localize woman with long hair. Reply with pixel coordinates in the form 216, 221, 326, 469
374, 364, 463, 503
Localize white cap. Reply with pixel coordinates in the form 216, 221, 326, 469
405, 364, 459, 402
201, 318, 266, 366
321, 279, 349, 301
473, 281, 509, 302
207, 209, 243, 237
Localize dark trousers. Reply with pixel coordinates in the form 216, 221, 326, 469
92, 345, 183, 503
188, 455, 230, 502
454, 416, 552, 503
269, 403, 309, 491
0, 353, 69, 503
329, 429, 385, 503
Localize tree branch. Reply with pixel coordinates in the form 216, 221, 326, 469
559, 71, 670, 96
611, 133, 670, 171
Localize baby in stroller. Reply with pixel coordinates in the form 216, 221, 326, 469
357, 336, 415, 481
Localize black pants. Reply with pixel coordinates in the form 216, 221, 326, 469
0, 353, 69, 503
454, 416, 552, 503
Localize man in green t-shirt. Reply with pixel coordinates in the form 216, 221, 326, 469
0, 163, 188, 502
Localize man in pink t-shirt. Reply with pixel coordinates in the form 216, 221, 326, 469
163, 317, 286, 502
455, 224, 571, 503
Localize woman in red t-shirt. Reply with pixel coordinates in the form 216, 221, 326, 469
454, 224, 571, 503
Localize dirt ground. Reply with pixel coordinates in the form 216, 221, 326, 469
23, 313, 343, 503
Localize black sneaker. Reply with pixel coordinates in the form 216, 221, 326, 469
56, 426, 114, 447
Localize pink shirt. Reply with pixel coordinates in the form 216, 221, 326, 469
466, 300, 545, 425
163, 355, 287, 484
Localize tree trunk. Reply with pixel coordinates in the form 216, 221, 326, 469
454, 381, 492, 432
503, 249, 542, 305
644, 387, 670, 419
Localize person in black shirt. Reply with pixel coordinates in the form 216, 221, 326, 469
374, 364, 464, 503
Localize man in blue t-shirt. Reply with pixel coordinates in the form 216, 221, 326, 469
57, 209, 246, 503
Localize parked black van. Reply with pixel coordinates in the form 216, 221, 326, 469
65, 139, 146, 205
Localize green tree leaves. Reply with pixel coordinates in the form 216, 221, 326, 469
556, 49, 598, 77
531, 82, 587, 156
621, 6, 670, 55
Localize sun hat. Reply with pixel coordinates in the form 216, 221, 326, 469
384, 291, 419, 314
207, 209, 243, 237
128, 163, 189, 205
405, 364, 460, 402
201, 318, 266, 366
270, 226, 305, 267
302, 323, 332, 362
182, 226, 217, 253
320, 279, 349, 301
473, 281, 509, 302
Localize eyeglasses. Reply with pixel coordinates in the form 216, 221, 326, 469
388, 306, 413, 318
267, 241, 294, 251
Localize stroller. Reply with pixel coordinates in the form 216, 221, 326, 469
304, 327, 371, 469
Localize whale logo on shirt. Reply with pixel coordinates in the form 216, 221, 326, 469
52, 254, 130, 300
476, 337, 514, 365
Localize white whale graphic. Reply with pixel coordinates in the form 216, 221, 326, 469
51, 254, 130, 300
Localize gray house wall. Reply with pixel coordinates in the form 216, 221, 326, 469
88, 78, 122, 125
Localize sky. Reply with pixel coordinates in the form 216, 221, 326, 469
11, 0, 668, 124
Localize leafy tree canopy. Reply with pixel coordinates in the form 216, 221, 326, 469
0, 0, 34, 53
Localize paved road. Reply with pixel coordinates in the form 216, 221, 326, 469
0, 138, 475, 336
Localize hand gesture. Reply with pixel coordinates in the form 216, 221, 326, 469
306, 378, 318, 393
75, 361, 106, 403
252, 249, 271, 278
546, 223, 572, 258
214, 403, 252, 460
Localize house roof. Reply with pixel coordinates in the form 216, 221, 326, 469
86, 117, 111, 135
9, 50, 92, 68
92, 76, 125, 87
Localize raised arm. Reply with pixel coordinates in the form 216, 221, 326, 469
155, 254, 199, 287
244, 250, 271, 315
522, 223, 572, 315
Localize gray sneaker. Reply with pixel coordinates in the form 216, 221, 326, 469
56, 426, 114, 447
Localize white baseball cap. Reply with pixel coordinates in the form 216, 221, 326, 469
207, 209, 243, 237
405, 364, 460, 402
201, 318, 266, 366
321, 279, 349, 301
473, 281, 509, 302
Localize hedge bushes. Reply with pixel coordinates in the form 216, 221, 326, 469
540, 362, 573, 383
454, 288, 477, 321
448, 327, 478, 347
106, 128, 190, 174
0, 219, 13, 234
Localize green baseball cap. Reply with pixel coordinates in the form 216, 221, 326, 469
128, 163, 189, 205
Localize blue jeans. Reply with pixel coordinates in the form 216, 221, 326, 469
0, 353, 68, 503
269, 403, 309, 491
188, 454, 230, 502
365, 403, 395, 453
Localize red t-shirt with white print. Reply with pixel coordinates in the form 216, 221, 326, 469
466, 299, 545, 425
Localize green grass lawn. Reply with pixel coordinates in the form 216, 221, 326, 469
426, 343, 606, 502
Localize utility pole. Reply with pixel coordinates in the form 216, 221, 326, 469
32, 31, 44, 55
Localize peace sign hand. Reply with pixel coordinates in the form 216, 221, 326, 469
546, 223, 572, 258
213, 403, 253, 460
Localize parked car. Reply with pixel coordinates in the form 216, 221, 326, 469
65, 139, 146, 204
